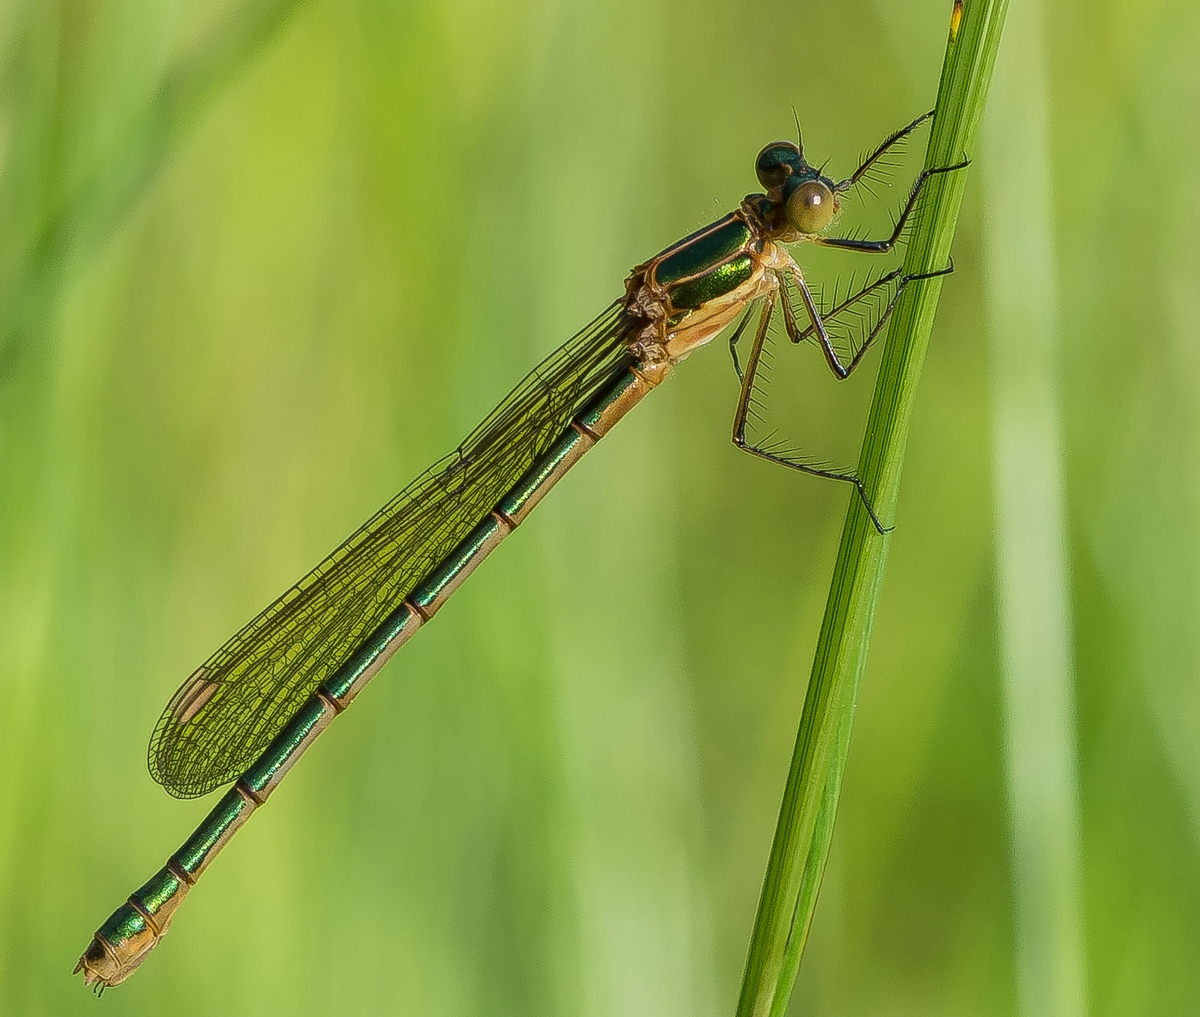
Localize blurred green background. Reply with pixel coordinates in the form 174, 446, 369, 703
2, 0, 1198, 1014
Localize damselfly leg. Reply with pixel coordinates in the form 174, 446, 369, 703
730, 261, 955, 533
815, 109, 969, 254
731, 289, 890, 534
818, 159, 970, 255
727, 305, 758, 383
785, 261, 957, 378
833, 109, 935, 194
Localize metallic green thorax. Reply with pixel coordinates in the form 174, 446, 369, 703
644, 213, 761, 312
652, 215, 753, 288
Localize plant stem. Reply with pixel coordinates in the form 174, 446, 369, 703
733, 3, 1010, 1015
981, 0, 1090, 1012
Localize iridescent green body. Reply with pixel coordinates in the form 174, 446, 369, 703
78, 112, 948, 990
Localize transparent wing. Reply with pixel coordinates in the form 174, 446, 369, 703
149, 302, 636, 798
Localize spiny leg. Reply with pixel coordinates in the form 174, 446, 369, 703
790, 267, 905, 369
784, 261, 957, 379
784, 268, 857, 380
726, 303, 758, 383
817, 159, 970, 255
730, 288, 891, 534
730, 293, 776, 442
834, 109, 934, 194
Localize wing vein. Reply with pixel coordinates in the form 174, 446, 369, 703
149, 302, 636, 798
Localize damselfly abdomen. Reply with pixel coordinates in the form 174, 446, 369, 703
77, 110, 963, 991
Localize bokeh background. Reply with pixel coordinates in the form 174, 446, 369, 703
1, 1, 1198, 1014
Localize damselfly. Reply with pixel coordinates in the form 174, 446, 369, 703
77, 110, 964, 990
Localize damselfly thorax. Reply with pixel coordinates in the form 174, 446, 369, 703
623, 203, 802, 372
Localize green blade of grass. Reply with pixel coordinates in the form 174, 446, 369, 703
981, 0, 1090, 1012
733, 3, 1010, 1015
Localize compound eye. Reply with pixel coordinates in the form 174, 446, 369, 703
786, 180, 835, 234
755, 142, 801, 189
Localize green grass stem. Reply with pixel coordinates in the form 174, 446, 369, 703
981, 0, 1090, 1013
733, 3, 1010, 1014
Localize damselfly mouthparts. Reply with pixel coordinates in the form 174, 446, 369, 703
77, 110, 964, 991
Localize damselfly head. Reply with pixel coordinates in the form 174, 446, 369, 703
755, 141, 840, 235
